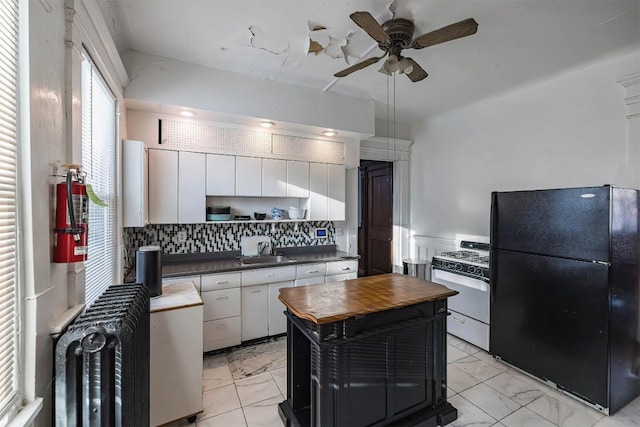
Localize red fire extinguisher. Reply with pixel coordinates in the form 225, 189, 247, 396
54, 165, 88, 263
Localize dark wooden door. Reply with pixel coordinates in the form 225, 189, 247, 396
358, 161, 393, 276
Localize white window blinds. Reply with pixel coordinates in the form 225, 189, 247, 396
81, 51, 116, 306
0, 0, 19, 421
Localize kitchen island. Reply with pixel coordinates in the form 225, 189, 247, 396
277, 273, 459, 427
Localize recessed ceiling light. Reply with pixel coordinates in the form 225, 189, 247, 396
322, 129, 337, 137
260, 121, 275, 128
180, 110, 195, 117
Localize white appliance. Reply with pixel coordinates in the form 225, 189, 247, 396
430, 241, 490, 351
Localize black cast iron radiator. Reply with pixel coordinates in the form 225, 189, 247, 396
55, 284, 150, 426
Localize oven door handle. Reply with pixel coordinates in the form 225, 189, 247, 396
431, 268, 490, 292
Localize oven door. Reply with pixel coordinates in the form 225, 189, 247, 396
431, 268, 490, 324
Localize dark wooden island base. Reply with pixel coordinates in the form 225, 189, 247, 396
277, 273, 459, 427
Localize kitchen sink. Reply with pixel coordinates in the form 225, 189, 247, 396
238, 255, 293, 265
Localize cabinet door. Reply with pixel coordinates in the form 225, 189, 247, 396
236, 156, 262, 196
309, 163, 328, 220
149, 149, 178, 224
262, 158, 287, 197
287, 161, 309, 198
241, 284, 269, 341
178, 151, 206, 223
206, 154, 235, 195
268, 281, 293, 335
328, 163, 346, 221
150, 305, 203, 426
122, 140, 148, 227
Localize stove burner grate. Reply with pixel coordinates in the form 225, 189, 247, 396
439, 250, 479, 259
469, 255, 490, 264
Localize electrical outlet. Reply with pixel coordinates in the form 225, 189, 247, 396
176, 231, 187, 243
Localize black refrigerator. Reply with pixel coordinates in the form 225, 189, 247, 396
490, 185, 640, 415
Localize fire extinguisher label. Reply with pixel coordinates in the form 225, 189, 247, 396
74, 246, 87, 256
66, 194, 89, 224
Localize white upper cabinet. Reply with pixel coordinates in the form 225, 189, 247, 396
287, 161, 309, 198
122, 140, 148, 227
206, 154, 235, 196
328, 164, 346, 221
149, 149, 178, 224
178, 151, 206, 223
236, 156, 262, 196
262, 158, 287, 197
309, 162, 328, 220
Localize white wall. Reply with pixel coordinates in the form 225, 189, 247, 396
23, 2, 72, 423
409, 49, 640, 240
122, 50, 376, 139
22, 1, 127, 424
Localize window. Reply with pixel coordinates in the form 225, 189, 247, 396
0, 0, 20, 422
81, 51, 117, 306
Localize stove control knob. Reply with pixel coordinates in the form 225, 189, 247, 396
468, 266, 476, 274
455, 263, 462, 270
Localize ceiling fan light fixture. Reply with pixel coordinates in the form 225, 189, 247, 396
398, 58, 413, 74
378, 63, 392, 75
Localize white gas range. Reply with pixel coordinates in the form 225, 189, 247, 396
430, 241, 490, 351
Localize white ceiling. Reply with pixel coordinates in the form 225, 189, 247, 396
97, 0, 640, 127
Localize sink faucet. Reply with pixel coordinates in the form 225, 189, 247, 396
257, 241, 271, 256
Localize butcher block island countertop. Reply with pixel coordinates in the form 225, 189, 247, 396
278, 272, 460, 427
278, 272, 458, 324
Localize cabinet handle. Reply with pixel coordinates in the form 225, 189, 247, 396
216, 296, 229, 300
453, 316, 465, 324
250, 289, 261, 294
341, 267, 351, 271
307, 270, 318, 274
216, 280, 229, 284
216, 324, 228, 329
266, 273, 275, 277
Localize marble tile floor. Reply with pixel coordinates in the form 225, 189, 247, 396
163, 334, 640, 427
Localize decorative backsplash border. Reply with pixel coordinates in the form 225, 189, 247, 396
123, 221, 335, 272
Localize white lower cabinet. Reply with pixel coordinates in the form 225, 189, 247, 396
268, 281, 293, 335
241, 266, 295, 341
241, 284, 269, 341
150, 284, 203, 426
201, 272, 241, 351
326, 272, 357, 282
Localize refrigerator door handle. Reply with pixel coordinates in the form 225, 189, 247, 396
592, 260, 611, 266
490, 251, 496, 304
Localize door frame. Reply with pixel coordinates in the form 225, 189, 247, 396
360, 136, 412, 273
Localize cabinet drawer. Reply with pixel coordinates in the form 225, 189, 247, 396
242, 266, 296, 286
295, 277, 326, 287
326, 272, 357, 282
295, 263, 326, 279
201, 288, 241, 321
203, 316, 241, 352
325, 260, 358, 276
201, 272, 241, 291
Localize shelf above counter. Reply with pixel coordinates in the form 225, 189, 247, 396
205, 219, 311, 224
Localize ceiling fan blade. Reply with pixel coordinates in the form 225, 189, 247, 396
404, 58, 428, 82
350, 11, 391, 44
411, 18, 478, 49
334, 55, 384, 78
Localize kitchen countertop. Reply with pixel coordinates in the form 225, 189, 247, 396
149, 281, 203, 313
161, 246, 358, 278
278, 273, 458, 325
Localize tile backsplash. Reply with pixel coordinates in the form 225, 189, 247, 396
123, 221, 335, 271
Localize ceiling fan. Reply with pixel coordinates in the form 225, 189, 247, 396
334, 12, 478, 82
